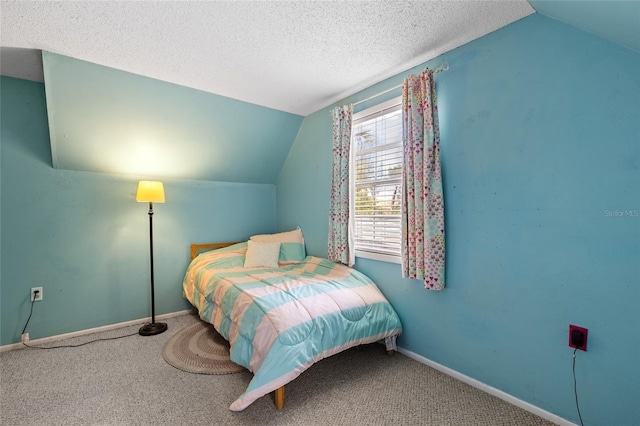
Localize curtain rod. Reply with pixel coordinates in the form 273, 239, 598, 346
352, 62, 449, 107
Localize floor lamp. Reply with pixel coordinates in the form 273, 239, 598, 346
136, 180, 168, 336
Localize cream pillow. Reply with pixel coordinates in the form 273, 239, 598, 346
244, 241, 281, 268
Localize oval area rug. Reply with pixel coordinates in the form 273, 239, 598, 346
162, 321, 245, 375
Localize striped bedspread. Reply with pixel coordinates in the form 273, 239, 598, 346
182, 242, 403, 411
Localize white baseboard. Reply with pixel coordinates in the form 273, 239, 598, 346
396, 347, 576, 426
0, 309, 193, 353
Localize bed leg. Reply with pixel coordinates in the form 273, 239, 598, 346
275, 386, 285, 410
384, 335, 398, 356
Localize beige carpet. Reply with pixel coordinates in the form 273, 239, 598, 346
0, 313, 559, 425
162, 321, 244, 375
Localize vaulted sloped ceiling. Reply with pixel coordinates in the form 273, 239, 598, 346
529, 1, 640, 52
42, 52, 303, 184
2, 1, 638, 184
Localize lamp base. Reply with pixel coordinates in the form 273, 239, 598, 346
139, 322, 168, 336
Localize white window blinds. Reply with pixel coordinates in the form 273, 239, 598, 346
351, 97, 402, 260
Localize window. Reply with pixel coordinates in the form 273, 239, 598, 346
350, 97, 402, 263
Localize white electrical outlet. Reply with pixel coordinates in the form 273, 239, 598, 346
22, 333, 29, 343
31, 287, 43, 302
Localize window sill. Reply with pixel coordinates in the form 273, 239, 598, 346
355, 250, 401, 264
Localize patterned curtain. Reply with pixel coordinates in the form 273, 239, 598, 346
401, 69, 445, 290
328, 104, 355, 266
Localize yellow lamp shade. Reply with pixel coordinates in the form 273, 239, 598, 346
136, 181, 165, 203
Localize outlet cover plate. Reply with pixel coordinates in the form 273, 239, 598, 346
569, 324, 588, 351
31, 287, 43, 302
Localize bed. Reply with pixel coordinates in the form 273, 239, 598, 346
182, 232, 403, 411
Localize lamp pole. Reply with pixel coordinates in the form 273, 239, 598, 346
137, 181, 168, 337
148, 202, 156, 324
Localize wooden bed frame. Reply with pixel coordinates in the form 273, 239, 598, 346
190, 242, 286, 410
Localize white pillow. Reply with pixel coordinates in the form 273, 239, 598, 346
244, 241, 281, 268
250, 227, 306, 264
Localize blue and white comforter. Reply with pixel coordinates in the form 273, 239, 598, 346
182, 242, 402, 411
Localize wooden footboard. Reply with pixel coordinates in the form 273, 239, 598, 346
190, 241, 287, 410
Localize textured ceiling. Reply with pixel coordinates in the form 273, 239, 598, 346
0, 1, 534, 115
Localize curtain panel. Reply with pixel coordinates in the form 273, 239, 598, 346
328, 104, 355, 266
402, 69, 445, 290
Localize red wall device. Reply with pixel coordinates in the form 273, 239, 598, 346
569, 324, 588, 351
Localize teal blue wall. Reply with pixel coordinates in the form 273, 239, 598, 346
0, 76, 277, 346
277, 14, 639, 425
42, 52, 303, 184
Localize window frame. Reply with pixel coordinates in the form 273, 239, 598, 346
350, 96, 403, 264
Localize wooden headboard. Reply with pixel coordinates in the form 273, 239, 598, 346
190, 242, 239, 260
